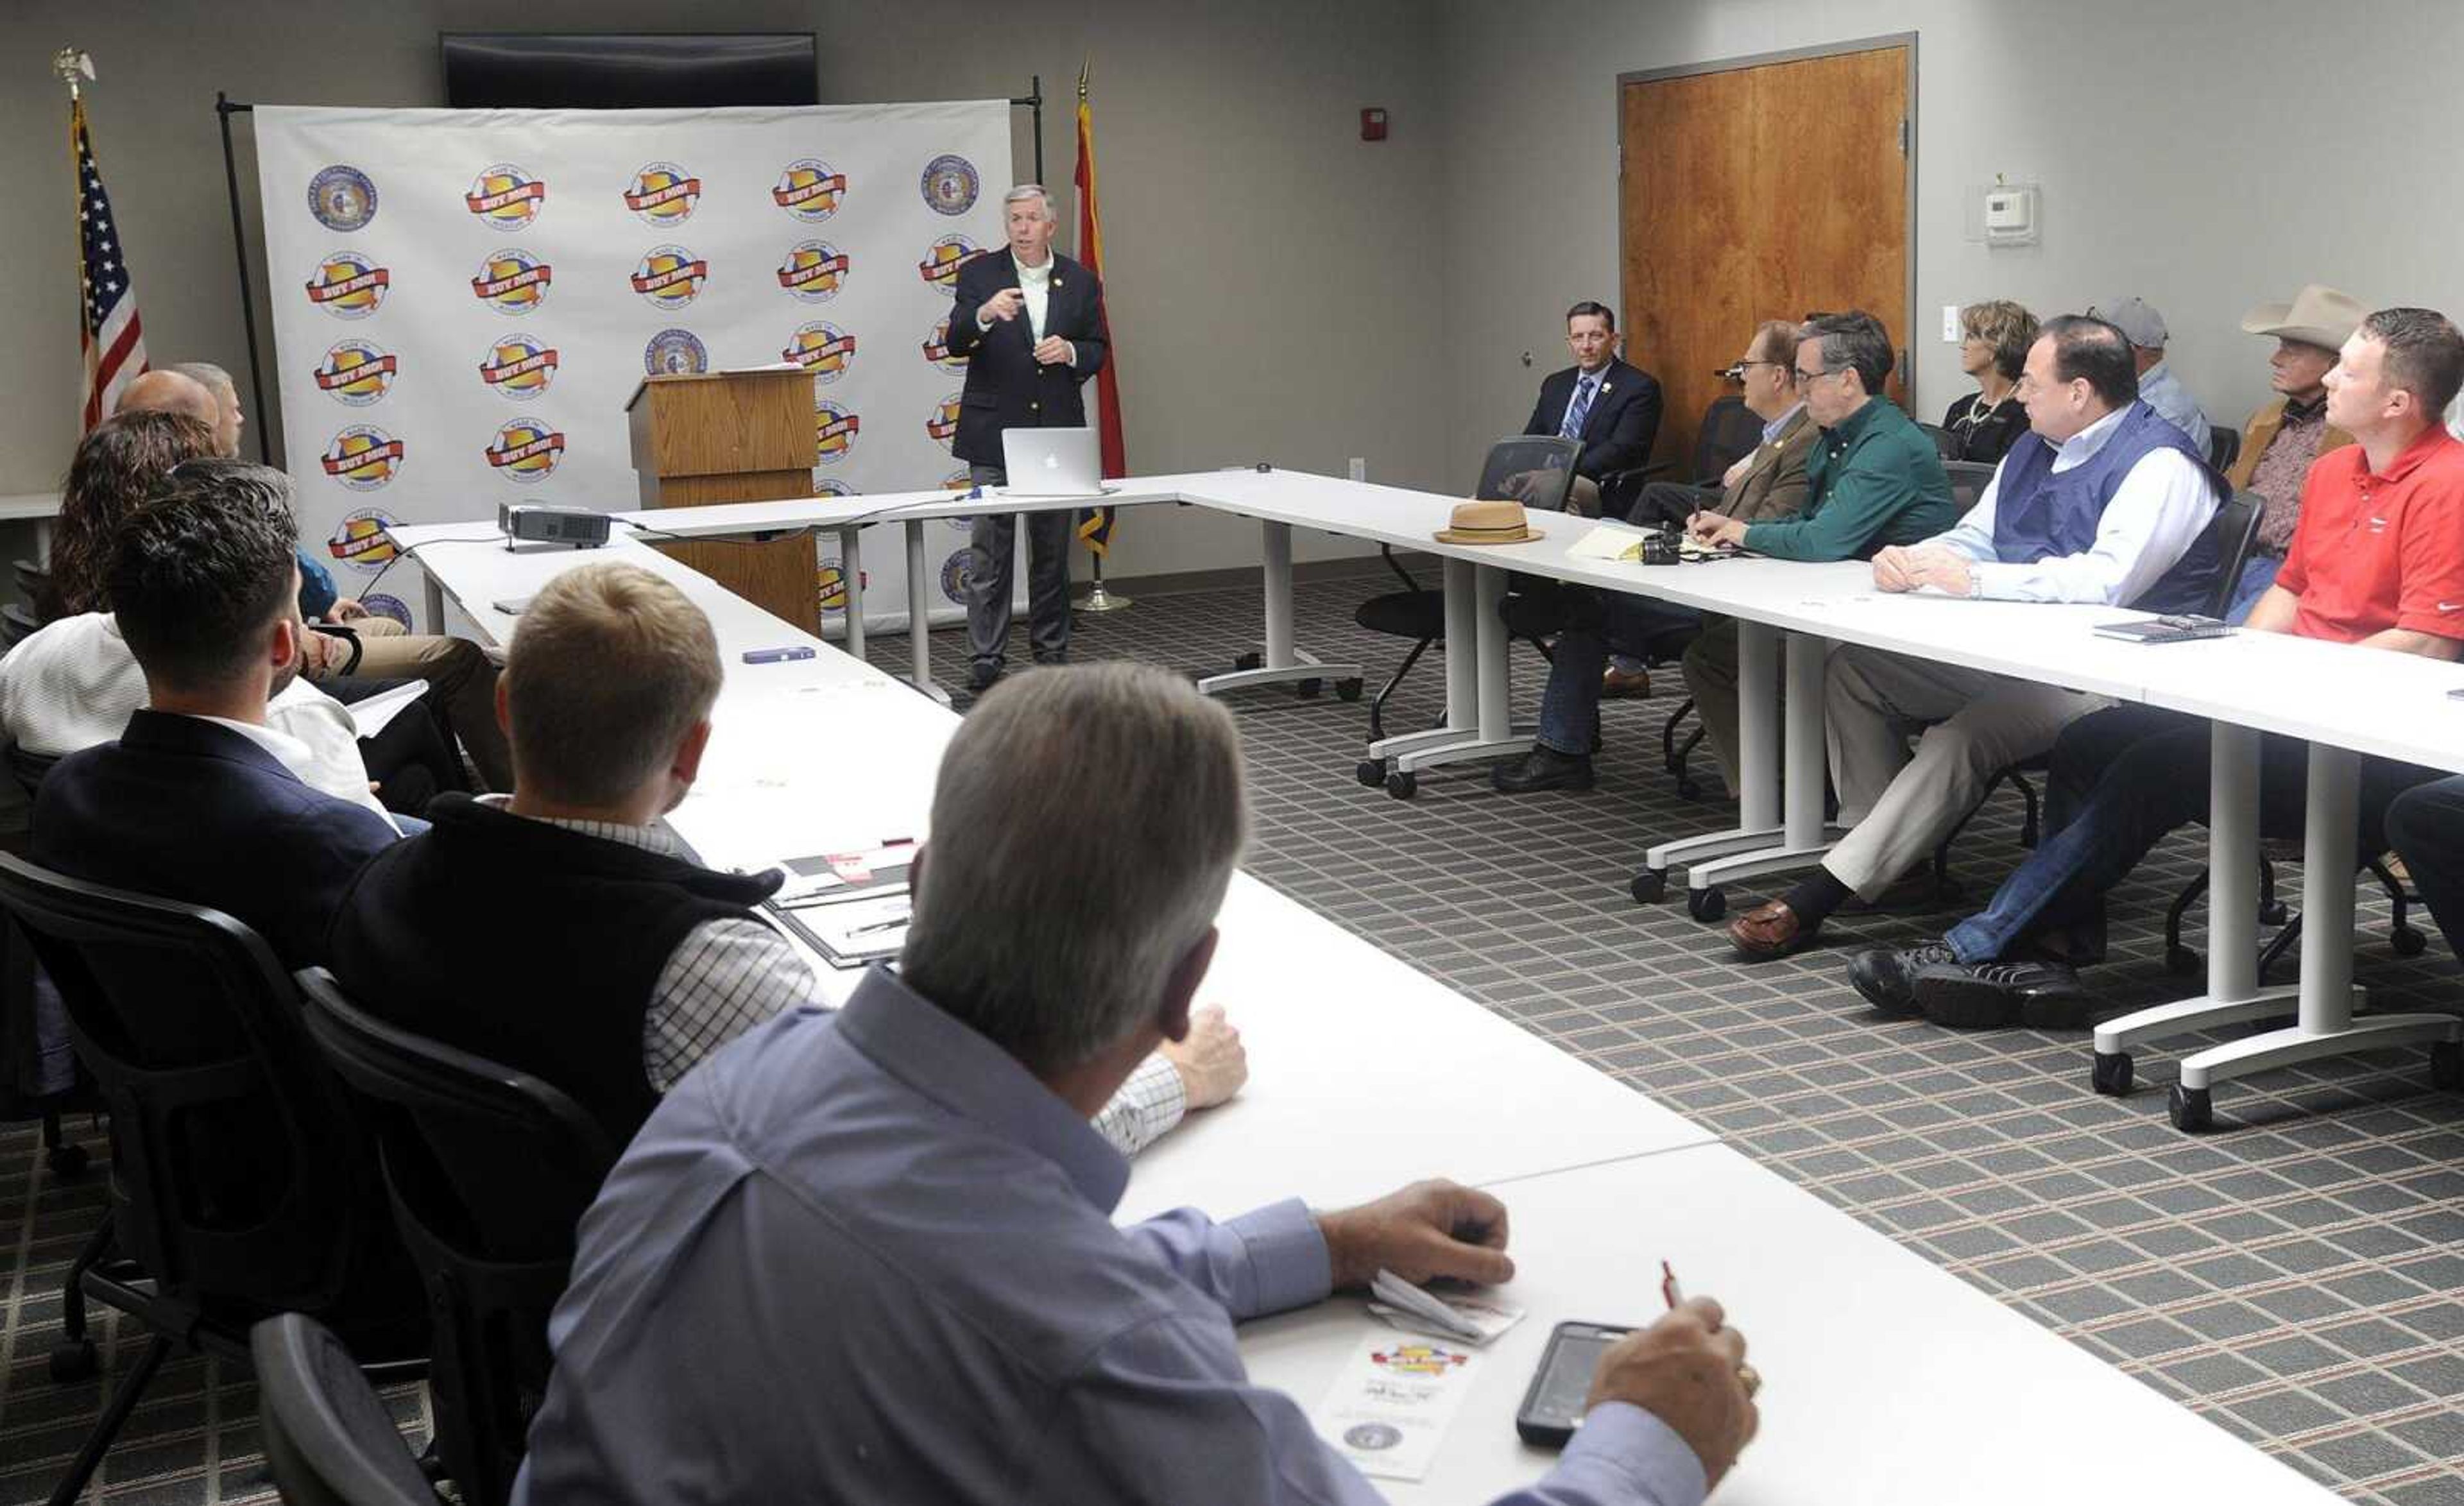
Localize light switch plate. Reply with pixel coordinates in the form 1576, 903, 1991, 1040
1942, 305, 1962, 343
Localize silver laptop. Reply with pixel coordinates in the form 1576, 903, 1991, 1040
998, 427, 1105, 497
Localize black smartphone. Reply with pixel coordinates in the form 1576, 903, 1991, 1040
1514, 1321, 1631, 1447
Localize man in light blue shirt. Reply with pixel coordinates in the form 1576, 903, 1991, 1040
516, 663, 1759, 1506
2092, 296, 2212, 456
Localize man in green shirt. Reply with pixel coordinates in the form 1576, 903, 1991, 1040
1682, 312, 1958, 796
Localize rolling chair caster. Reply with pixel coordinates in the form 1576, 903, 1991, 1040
1630, 868, 1668, 905
2168, 1083, 2212, 1132
1385, 771, 1417, 800
2091, 1050, 2134, 1097
1355, 759, 1387, 789
1686, 886, 1726, 922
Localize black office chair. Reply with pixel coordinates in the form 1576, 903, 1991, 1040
1917, 422, 1962, 463
299, 969, 616, 1506
0, 747, 86, 1181
253, 1313, 445, 1506
1, 603, 39, 649
2208, 425, 2241, 474
1942, 460, 1997, 513
14, 557, 55, 622
1353, 437, 1587, 791
1930, 490, 2264, 896
0, 854, 422, 1506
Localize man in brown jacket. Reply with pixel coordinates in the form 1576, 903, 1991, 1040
1494, 320, 1813, 794
2221, 284, 2363, 620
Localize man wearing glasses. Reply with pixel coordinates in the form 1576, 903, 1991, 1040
1724, 314, 2224, 963
1664, 312, 1956, 803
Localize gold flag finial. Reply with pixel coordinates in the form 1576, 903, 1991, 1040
53, 47, 94, 98
1077, 57, 1090, 101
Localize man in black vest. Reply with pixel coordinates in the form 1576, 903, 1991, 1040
327, 563, 1241, 1152
946, 184, 1113, 693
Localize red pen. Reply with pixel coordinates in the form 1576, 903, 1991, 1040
1661, 1260, 1683, 1310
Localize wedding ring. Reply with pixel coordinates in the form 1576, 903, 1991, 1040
1736, 1362, 1763, 1399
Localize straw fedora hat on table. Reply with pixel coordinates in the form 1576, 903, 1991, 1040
1433, 499, 1544, 545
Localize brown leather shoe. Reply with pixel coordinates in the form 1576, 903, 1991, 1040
1601, 665, 1653, 699
1728, 900, 1815, 961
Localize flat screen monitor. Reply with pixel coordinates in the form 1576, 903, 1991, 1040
440, 33, 819, 109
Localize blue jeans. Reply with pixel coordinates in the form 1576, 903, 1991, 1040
1944, 706, 2434, 964
2225, 554, 2282, 625
1534, 591, 1701, 755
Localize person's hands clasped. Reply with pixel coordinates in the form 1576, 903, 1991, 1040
1874, 545, 1974, 597
1160, 1004, 1247, 1110
979, 287, 1026, 325
1317, 1179, 1513, 1290
1587, 1297, 1761, 1489
1032, 335, 1077, 367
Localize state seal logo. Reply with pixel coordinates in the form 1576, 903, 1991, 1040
920, 153, 980, 216
644, 329, 708, 376
771, 158, 847, 222
305, 251, 388, 319
465, 164, 546, 228
783, 321, 856, 382
471, 249, 552, 314
479, 334, 558, 399
486, 418, 566, 483
307, 166, 377, 232
813, 400, 859, 465
320, 427, 404, 492
314, 339, 397, 406
939, 548, 974, 603
814, 479, 859, 498
776, 241, 850, 302
917, 235, 979, 295
359, 592, 413, 629
927, 391, 965, 450
631, 244, 707, 309
327, 508, 403, 572
921, 317, 966, 370
623, 163, 700, 226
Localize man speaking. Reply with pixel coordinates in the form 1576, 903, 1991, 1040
946, 184, 1113, 692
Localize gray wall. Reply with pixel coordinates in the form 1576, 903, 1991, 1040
1, 0, 1450, 578
1433, 0, 2464, 486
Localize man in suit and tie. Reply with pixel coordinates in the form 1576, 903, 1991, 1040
946, 184, 1113, 693
32, 460, 404, 970
1494, 320, 1805, 794
1524, 301, 1664, 512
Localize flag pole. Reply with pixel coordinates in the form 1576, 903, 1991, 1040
1073, 60, 1131, 614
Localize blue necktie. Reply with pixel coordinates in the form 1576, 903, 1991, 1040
1561, 375, 1596, 440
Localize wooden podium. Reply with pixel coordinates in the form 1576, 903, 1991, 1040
624, 369, 819, 630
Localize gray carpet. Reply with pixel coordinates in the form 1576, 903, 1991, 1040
4, 561, 2460, 1503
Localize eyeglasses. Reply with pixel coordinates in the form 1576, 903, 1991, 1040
1792, 365, 1837, 387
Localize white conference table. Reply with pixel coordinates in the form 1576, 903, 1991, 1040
387, 518, 2346, 1503
1237, 1145, 2341, 1505
384, 524, 1715, 1208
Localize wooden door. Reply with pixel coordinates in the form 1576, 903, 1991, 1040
1620, 43, 1911, 472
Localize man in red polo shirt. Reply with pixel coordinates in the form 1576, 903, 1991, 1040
1845, 307, 2464, 1028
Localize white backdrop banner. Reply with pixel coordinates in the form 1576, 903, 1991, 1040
254, 102, 1012, 634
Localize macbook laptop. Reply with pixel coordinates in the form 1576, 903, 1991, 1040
997, 427, 1108, 497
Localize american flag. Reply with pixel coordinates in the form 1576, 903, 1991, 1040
74, 95, 146, 431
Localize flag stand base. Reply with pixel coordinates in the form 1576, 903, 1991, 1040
1076, 579, 1133, 613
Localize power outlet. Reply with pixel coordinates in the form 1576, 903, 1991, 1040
1942, 305, 1962, 343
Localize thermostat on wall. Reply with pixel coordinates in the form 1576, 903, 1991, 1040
1980, 182, 2039, 246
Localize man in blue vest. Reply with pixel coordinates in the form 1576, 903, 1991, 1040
1727, 315, 2224, 961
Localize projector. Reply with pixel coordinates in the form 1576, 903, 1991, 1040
498, 502, 611, 549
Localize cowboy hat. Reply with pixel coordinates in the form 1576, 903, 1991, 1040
2241, 284, 2365, 352
1433, 499, 1544, 545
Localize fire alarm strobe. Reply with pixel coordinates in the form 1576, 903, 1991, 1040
1360, 108, 1388, 142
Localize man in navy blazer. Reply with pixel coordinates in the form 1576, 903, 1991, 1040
1525, 301, 1664, 501
945, 184, 1112, 691
33, 460, 402, 970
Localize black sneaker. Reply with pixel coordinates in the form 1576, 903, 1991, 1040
1491, 745, 1595, 794
967, 660, 1004, 692
1913, 959, 2092, 1030
1844, 941, 1958, 1016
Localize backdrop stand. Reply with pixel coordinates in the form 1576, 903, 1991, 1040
210, 80, 1046, 478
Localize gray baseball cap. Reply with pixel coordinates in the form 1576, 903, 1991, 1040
2090, 297, 2168, 349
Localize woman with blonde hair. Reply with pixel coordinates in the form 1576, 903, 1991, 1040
1944, 300, 2037, 463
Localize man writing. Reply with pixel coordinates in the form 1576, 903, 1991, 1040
946, 184, 1112, 692
516, 663, 1759, 1505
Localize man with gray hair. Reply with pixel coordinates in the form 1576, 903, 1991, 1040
2088, 298, 2212, 456
330, 563, 1237, 1152
944, 184, 1113, 692
517, 662, 1761, 1506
